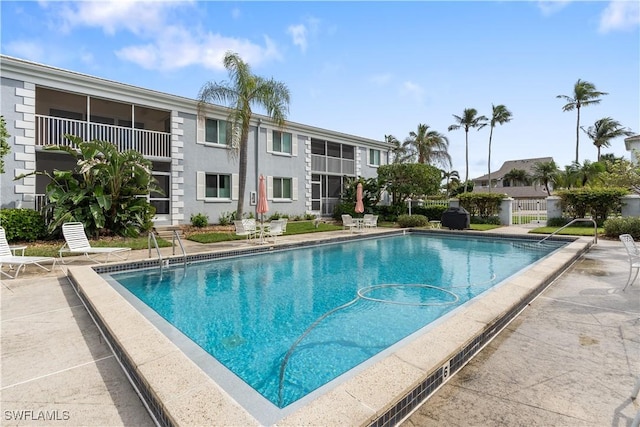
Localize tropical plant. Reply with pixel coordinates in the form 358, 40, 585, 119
0, 116, 11, 174
581, 117, 634, 161
554, 163, 580, 189
17, 136, 160, 237
556, 79, 608, 164
486, 104, 512, 192
197, 51, 290, 219
599, 155, 640, 194
377, 163, 441, 205
448, 108, 488, 193
530, 160, 559, 196
575, 160, 605, 187
502, 168, 530, 187
386, 134, 413, 164
404, 123, 451, 169
441, 169, 460, 198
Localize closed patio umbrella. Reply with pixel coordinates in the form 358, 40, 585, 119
355, 182, 364, 215
257, 174, 269, 223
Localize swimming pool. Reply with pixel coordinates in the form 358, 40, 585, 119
108, 233, 566, 409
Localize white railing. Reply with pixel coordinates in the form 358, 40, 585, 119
421, 199, 449, 207
35, 115, 171, 158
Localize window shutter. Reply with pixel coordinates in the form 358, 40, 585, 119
266, 129, 273, 153
267, 176, 274, 200
292, 177, 298, 200
197, 116, 205, 144
196, 171, 205, 200
232, 173, 239, 200
292, 134, 298, 156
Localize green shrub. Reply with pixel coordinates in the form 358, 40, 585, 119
374, 204, 406, 222
218, 211, 234, 226
458, 192, 504, 217
397, 214, 429, 228
603, 217, 640, 239
413, 205, 448, 220
546, 217, 572, 227
470, 215, 501, 225
0, 208, 47, 241
190, 213, 209, 228
556, 188, 628, 223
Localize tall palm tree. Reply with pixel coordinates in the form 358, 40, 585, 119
487, 104, 512, 192
531, 160, 559, 196
582, 117, 634, 161
386, 134, 413, 164
556, 79, 608, 164
441, 169, 460, 198
448, 109, 488, 193
404, 123, 452, 168
197, 51, 290, 218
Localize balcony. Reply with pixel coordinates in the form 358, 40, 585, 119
35, 115, 171, 158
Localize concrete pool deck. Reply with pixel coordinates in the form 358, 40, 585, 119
1, 226, 638, 426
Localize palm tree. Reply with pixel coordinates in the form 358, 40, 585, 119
576, 160, 605, 187
441, 169, 460, 198
531, 160, 559, 196
554, 163, 580, 190
502, 168, 530, 187
386, 134, 413, 164
556, 79, 608, 164
197, 51, 290, 218
448, 108, 488, 193
582, 117, 634, 161
404, 123, 452, 168
487, 104, 512, 192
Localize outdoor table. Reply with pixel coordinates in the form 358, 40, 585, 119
429, 220, 442, 229
353, 218, 365, 233
255, 223, 270, 244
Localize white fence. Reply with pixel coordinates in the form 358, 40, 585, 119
512, 199, 547, 225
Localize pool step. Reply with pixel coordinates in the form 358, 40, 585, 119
153, 225, 184, 241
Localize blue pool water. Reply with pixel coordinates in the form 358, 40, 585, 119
110, 234, 565, 407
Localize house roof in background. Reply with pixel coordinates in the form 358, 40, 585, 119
480, 186, 550, 199
473, 157, 554, 181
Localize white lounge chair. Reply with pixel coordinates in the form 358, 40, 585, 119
364, 214, 378, 229
265, 220, 285, 244
234, 219, 257, 241
0, 227, 57, 279
60, 222, 131, 264
342, 214, 358, 233
619, 234, 640, 291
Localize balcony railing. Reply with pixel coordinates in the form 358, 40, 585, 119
35, 115, 171, 158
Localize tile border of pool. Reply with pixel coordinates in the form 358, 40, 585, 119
65, 230, 593, 426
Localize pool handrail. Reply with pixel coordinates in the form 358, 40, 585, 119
538, 218, 598, 244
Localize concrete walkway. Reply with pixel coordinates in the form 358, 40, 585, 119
1, 227, 639, 426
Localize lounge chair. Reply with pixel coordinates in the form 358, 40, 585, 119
234, 219, 257, 241
60, 222, 131, 264
619, 234, 640, 291
342, 214, 358, 233
363, 214, 378, 229
0, 227, 57, 278
265, 220, 285, 244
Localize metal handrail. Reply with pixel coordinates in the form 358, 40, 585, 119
148, 232, 164, 269
539, 218, 598, 244
172, 230, 187, 266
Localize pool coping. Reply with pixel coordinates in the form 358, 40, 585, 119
65, 230, 593, 426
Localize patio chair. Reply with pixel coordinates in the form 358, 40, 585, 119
619, 234, 640, 291
234, 219, 257, 241
364, 214, 378, 229
60, 222, 131, 264
265, 220, 284, 244
341, 214, 358, 233
0, 227, 57, 279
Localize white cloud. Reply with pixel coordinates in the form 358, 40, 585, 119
599, 1, 640, 33
48, 1, 282, 71
369, 73, 392, 86
287, 24, 308, 52
231, 7, 241, 20
4, 40, 46, 62
401, 81, 425, 104
536, 1, 572, 16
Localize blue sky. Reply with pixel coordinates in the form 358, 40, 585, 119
1, 1, 639, 180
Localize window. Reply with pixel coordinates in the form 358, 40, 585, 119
273, 177, 292, 199
205, 174, 231, 198
273, 131, 292, 154
197, 172, 238, 200
369, 149, 381, 166
205, 119, 227, 145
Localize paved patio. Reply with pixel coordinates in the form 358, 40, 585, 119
1, 227, 638, 426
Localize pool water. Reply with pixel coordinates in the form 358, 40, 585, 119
110, 234, 564, 407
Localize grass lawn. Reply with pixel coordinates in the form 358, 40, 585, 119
469, 224, 502, 231
187, 220, 343, 244
529, 226, 602, 236
21, 236, 172, 258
